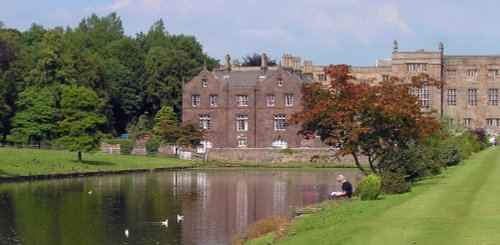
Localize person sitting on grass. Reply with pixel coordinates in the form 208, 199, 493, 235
331, 175, 353, 198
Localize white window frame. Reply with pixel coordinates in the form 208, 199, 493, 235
277, 79, 283, 86
464, 118, 471, 127
417, 64, 427, 72
237, 138, 247, 147
447, 70, 457, 76
209, 94, 218, 107
202, 79, 208, 87
266, 94, 275, 106
274, 115, 286, 131
447, 89, 457, 106
285, 94, 294, 107
488, 88, 498, 106
407, 64, 416, 72
487, 118, 500, 127
192, 95, 200, 107
198, 115, 211, 130
468, 69, 477, 77
411, 85, 430, 108
236, 115, 248, 131
271, 139, 288, 149
489, 69, 498, 76
236, 95, 248, 107
468, 89, 478, 106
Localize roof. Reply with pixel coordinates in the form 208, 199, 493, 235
210, 68, 313, 86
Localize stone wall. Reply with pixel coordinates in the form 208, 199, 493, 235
207, 148, 367, 164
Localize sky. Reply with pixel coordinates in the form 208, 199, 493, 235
2, 0, 500, 66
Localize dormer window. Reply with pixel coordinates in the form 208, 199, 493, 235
277, 79, 283, 86
202, 79, 208, 87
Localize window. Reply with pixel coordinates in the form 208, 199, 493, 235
411, 85, 430, 108
447, 89, 457, 106
202, 79, 208, 87
382, 75, 389, 82
407, 64, 416, 72
407, 63, 426, 72
237, 138, 247, 147
266, 94, 275, 106
198, 115, 211, 130
236, 115, 248, 131
285, 94, 294, 106
487, 118, 500, 127
447, 70, 457, 76
468, 89, 478, 106
236, 95, 248, 107
464, 118, 471, 127
277, 79, 283, 86
489, 69, 498, 76
209, 95, 218, 107
191, 95, 200, 107
468, 69, 477, 77
418, 64, 427, 72
274, 115, 286, 131
488, 89, 498, 106
271, 139, 288, 149
318, 74, 326, 81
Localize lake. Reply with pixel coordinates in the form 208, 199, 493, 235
0, 168, 362, 244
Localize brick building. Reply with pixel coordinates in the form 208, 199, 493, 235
182, 54, 314, 152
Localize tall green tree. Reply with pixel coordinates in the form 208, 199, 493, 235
11, 87, 59, 147
56, 86, 106, 162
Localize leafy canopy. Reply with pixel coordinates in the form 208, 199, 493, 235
289, 64, 442, 175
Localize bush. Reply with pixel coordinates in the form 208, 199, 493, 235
232, 215, 289, 245
281, 147, 295, 156
119, 140, 134, 155
443, 143, 461, 166
145, 139, 159, 156
357, 175, 381, 200
381, 171, 411, 194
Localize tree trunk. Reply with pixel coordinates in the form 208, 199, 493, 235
352, 153, 369, 176
78, 151, 83, 163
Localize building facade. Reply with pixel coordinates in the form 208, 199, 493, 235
182, 54, 313, 151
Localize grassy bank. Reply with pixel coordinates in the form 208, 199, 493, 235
0, 148, 193, 178
247, 146, 500, 245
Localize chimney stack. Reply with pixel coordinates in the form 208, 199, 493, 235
261, 53, 268, 73
224, 54, 231, 72
392, 40, 398, 53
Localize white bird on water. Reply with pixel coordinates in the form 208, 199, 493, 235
161, 219, 168, 227
177, 214, 184, 223
124, 229, 129, 238
88, 191, 92, 195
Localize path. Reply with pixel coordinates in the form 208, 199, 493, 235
348, 147, 500, 244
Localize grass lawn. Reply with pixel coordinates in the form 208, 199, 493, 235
247, 146, 500, 245
0, 148, 193, 177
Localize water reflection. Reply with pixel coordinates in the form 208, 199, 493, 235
0, 169, 362, 245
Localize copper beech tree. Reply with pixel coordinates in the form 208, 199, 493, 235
289, 64, 442, 175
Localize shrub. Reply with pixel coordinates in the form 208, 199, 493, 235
232, 215, 289, 245
357, 175, 381, 200
442, 143, 461, 166
380, 145, 443, 181
145, 139, 159, 156
381, 171, 411, 194
281, 147, 295, 156
119, 140, 134, 155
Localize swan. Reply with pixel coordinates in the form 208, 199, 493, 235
161, 219, 168, 227
125, 229, 129, 238
177, 214, 184, 222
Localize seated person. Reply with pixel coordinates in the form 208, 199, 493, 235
331, 175, 353, 198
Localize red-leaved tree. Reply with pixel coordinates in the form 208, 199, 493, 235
289, 64, 442, 175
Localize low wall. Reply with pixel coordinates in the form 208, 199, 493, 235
207, 148, 367, 164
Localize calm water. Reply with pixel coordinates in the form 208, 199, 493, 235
0, 169, 362, 245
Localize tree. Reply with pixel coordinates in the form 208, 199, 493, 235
241, 52, 277, 67
10, 87, 59, 146
153, 106, 203, 153
56, 86, 106, 162
289, 65, 441, 175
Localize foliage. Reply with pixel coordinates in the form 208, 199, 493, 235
119, 139, 134, 155
55, 86, 106, 162
241, 52, 277, 67
10, 87, 59, 145
380, 171, 411, 194
281, 147, 295, 156
126, 113, 154, 140
289, 65, 442, 175
145, 138, 159, 156
357, 175, 381, 200
153, 106, 204, 149
232, 215, 289, 245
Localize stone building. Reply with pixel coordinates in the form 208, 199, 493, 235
308, 41, 500, 135
182, 54, 314, 152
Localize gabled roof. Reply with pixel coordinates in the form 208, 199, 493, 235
210, 68, 313, 86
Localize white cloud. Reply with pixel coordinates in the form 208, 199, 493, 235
107, 0, 133, 10
375, 3, 414, 36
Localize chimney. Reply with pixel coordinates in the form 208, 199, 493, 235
261, 53, 268, 73
303, 60, 313, 74
282, 54, 292, 70
224, 54, 231, 72
438, 42, 444, 53
392, 40, 398, 53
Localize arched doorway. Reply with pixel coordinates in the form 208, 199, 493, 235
271, 139, 288, 149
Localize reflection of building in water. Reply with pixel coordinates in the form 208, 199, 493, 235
235, 179, 248, 231
302, 185, 319, 205
272, 173, 286, 213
